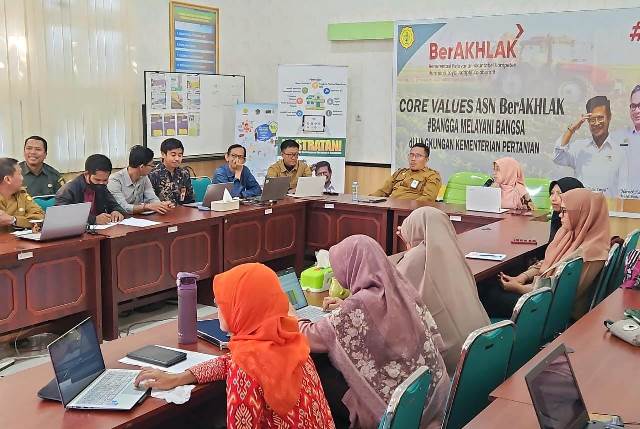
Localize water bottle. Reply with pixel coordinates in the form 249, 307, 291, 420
177, 272, 199, 344
352, 181, 359, 202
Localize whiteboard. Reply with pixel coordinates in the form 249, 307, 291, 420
144, 71, 245, 157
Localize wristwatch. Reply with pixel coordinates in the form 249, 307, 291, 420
11, 216, 17, 226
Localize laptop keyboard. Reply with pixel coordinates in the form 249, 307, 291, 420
74, 371, 134, 406
297, 306, 327, 322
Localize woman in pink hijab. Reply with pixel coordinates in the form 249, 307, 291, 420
298, 235, 449, 429
480, 188, 609, 319
492, 157, 534, 210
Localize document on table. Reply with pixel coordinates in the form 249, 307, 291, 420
119, 217, 162, 227
11, 230, 33, 236
119, 345, 217, 373
465, 252, 506, 261
88, 222, 119, 230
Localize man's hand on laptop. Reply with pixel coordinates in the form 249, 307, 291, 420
146, 201, 172, 215
134, 367, 196, 391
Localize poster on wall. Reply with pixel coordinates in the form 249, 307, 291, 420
278, 64, 348, 193
394, 9, 640, 199
234, 103, 278, 185
170, 1, 219, 74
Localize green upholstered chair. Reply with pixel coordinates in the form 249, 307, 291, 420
190, 176, 211, 202
507, 287, 552, 376
378, 366, 431, 429
33, 194, 57, 211
442, 320, 516, 429
541, 258, 584, 343
589, 243, 622, 310
609, 229, 640, 293
443, 171, 491, 205
525, 177, 552, 211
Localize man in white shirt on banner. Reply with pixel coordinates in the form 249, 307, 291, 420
614, 85, 640, 199
553, 95, 622, 197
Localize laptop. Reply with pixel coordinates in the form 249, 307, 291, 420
39, 317, 147, 410
466, 186, 509, 214
289, 176, 325, 198
184, 182, 234, 209
19, 202, 91, 241
244, 176, 290, 203
525, 343, 623, 429
277, 267, 328, 322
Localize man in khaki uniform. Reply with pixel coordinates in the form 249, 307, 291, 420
266, 139, 312, 191
371, 143, 442, 202
0, 157, 44, 232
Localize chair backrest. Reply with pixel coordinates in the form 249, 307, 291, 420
609, 229, 640, 293
442, 320, 516, 429
190, 176, 212, 202
524, 177, 551, 211
378, 366, 431, 429
507, 287, 553, 376
542, 258, 584, 343
33, 195, 57, 211
443, 171, 491, 204
589, 243, 621, 310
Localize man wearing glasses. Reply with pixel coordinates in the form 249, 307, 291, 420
554, 95, 622, 197
371, 143, 442, 202
213, 144, 262, 198
266, 139, 312, 191
107, 145, 172, 215
615, 85, 640, 199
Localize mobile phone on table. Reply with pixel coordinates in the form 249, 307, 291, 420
624, 308, 640, 324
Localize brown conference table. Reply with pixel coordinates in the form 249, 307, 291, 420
0, 195, 549, 341
465, 288, 640, 428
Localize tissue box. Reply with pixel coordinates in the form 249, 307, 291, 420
211, 199, 239, 211
300, 266, 333, 292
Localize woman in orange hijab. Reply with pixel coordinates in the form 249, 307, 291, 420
480, 188, 609, 319
492, 157, 534, 210
135, 263, 335, 429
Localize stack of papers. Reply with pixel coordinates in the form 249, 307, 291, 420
119, 345, 217, 373
465, 252, 506, 261
88, 217, 162, 230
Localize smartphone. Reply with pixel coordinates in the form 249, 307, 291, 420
624, 308, 640, 324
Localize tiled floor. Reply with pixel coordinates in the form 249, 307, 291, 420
0, 302, 217, 378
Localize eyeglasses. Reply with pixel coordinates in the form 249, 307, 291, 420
229, 154, 246, 161
408, 153, 426, 160
282, 152, 299, 158
630, 103, 640, 111
587, 116, 607, 125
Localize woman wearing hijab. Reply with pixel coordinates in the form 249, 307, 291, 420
135, 263, 335, 429
395, 206, 490, 375
549, 177, 584, 242
299, 235, 449, 429
480, 188, 609, 320
492, 157, 534, 210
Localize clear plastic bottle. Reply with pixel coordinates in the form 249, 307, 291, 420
351, 181, 359, 202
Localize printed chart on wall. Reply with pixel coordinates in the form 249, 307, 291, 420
145, 71, 245, 157
393, 8, 640, 199
170, 1, 218, 73
278, 65, 348, 193
234, 103, 278, 185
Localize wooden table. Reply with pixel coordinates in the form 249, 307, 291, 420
0, 319, 226, 429
0, 234, 103, 339
489, 288, 640, 422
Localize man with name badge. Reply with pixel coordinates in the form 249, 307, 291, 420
553, 96, 622, 197
266, 139, 312, 192
19, 135, 65, 197
0, 157, 44, 232
371, 143, 442, 202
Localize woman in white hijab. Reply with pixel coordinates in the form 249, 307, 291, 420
394, 206, 490, 374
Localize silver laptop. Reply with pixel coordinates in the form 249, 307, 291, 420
289, 176, 325, 198
20, 202, 91, 241
245, 176, 290, 203
184, 182, 234, 209
466, 186, 509, 213
277, 267, 328, 322
46, 317, 147, 410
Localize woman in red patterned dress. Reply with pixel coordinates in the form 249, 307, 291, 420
134, 263, 335, 429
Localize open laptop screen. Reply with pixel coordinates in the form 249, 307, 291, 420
526, 344, 589, 429
277, 268, 308, 310
48, 318, 105, 406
